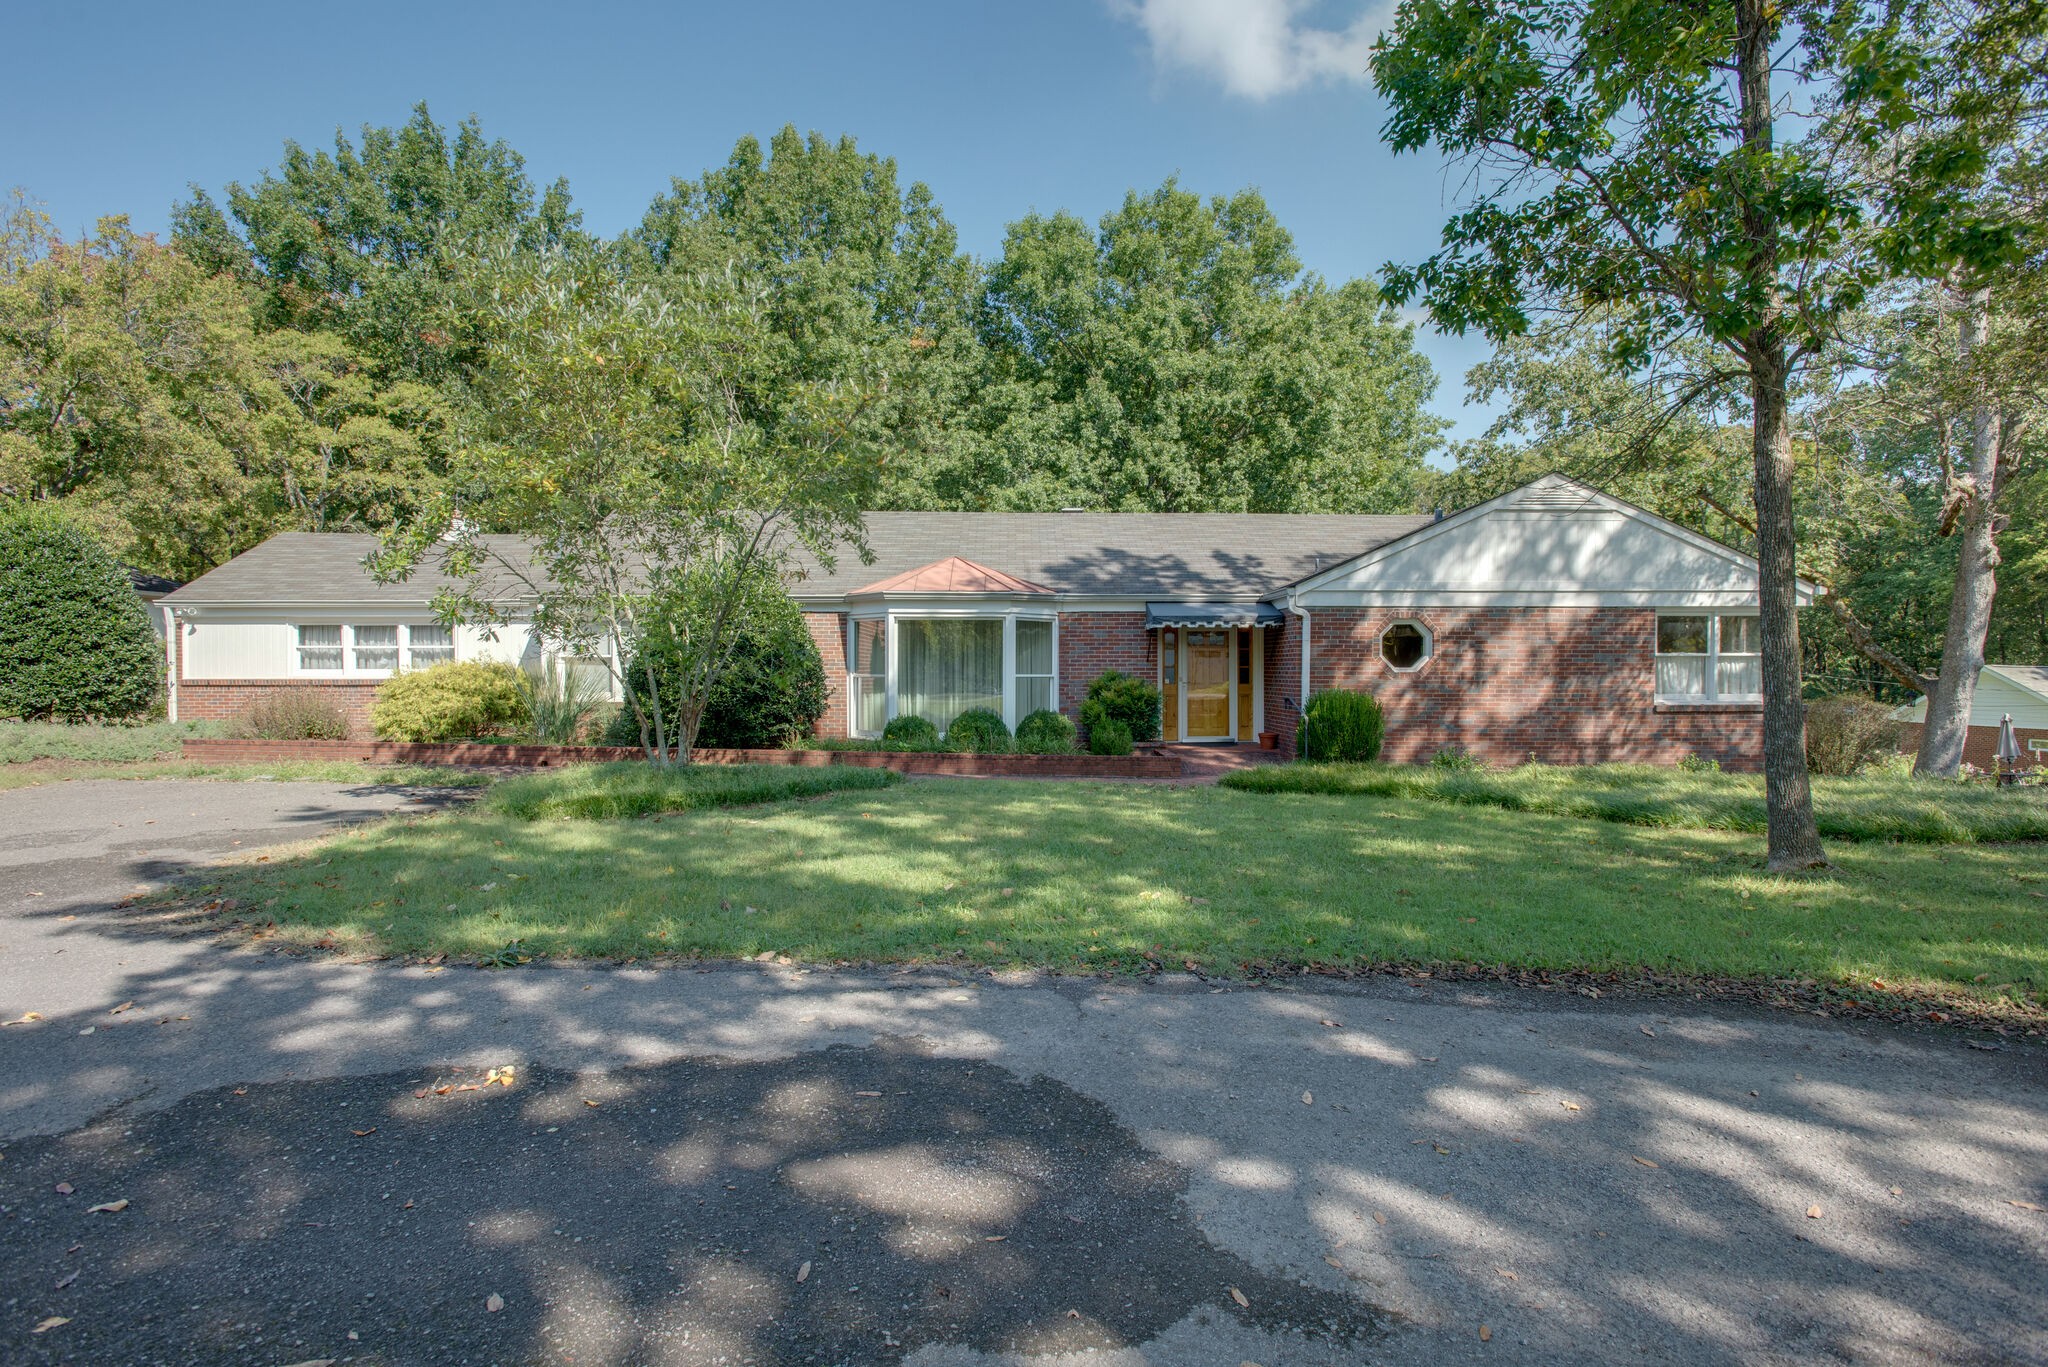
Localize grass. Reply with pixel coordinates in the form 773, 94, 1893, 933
0, 718, 225, 764
1220, 762, 2048, 845
483, 761, 900, 820
182, 778, 2046, 1016
0, 758, 494, 792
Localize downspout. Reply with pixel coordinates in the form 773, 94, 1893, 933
163, 605, 179, 722
1286, 588, 1311, 711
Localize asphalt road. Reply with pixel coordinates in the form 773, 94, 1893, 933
0, 779, 2044, 1367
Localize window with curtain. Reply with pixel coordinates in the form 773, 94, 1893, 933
406, 624, 455, 668
352, 625, 400, 672
849, 618, 887, 735
296, 624, 343, 671
896, 618, 1002, 733
1656, 614, 1760, 701
1016, 618, 1054, 716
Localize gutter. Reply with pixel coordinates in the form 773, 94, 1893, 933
1285, 588, 1311, 712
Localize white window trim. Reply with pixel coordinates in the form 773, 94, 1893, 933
1655, 612, 1762, 705
845, 606, 1060, 737
293, 623, 461, 678
1380, 619, 1433, 673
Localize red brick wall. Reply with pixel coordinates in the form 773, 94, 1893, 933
1057, 612, 1156, 719
177, 679, 383, 736
1896, 721, 2047, 772
804, 611, 848, 738
1305, 606, 1764, 770
1266, 614, 1303, 755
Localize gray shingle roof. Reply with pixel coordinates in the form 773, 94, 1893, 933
162, 514, 1435, 608
790, 512, 1434, 599
1986, 665, 2048, 701
160, 533, 542, 607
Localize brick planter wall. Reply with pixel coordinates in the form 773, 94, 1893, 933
1305, 606, 1765, 770
177, 679, 383, 737
1896, 721, 2048, 773
180, 737, 1182, 778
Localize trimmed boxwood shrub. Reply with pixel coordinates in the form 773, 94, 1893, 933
371, 661, 529, 743
601, 586, 827, 750
1297, 689, 1385, 763
944, 708, 1011, 753
0, 503, 162, 722
1081, 670, 1162, 745
232, 688, 351, 741
1015, 709, 1078, 754
1087, 716, 1134, 756
881, 714, 941, 750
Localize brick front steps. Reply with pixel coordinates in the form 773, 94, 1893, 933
180, 737, 1184, 779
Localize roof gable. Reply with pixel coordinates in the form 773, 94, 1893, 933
850, 556, 1052, 597
1286, 474, 1817, 610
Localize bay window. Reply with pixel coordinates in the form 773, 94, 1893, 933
1655, 614, 1761, 702
898, 619, 1002, 734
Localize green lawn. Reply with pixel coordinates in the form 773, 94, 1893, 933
1222, 761, 2048, 844
181, 777, 2046, 1016
0, 758, 494, 792
485, 761, 899, 819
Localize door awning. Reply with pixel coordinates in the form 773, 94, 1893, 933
1144, 602, 1287, 630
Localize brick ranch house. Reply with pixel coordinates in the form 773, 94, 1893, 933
1895, 665, 2048, 772
157, 474, 1810, 768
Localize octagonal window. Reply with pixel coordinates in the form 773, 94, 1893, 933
1381, 621, 1432, 671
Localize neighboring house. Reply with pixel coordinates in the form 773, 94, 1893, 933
1895, 666, 2048, 771
158, 474, 1809, 766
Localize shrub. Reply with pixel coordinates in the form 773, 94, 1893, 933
1015, 709, 1078, 754
0, 504, 162, 722
232, 689, 351, 741
944, 708, 1012, 753
0, 718, 223, 763
371, 662, 529, 743
603, 586, 827, 750
520, 663, 610, 745
881, 714, 941, 750
1297, 689, 1385, 763
1428, 744, 1484, 771
1087, 716, 1134, 756
1677, 752, 1721, 774
1082, 670, 1163, 745
1805, 695, 1903, 776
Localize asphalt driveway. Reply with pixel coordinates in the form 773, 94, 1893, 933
1, 779, 2044, 1367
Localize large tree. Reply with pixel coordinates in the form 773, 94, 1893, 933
1371, 0, 1959, 869
173, 103, 582, 385
950, 181, 1442, 512
375, 240, 882, 763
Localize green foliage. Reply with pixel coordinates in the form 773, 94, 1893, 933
1805, 696, 1905, 776
1081, 670, 1162, 744
1014, 709, 1078, 755
230, 688, 350, 740
605, 584, 827, 750
485, 760, 899, 821
881, 714, 941, 750
370, 662, 529, 743
1428, 745, 1484, 772
943, 707, 1011, 753
0, 503, 162, 721
0, 718, 221, 763
1220, 763, 2047, 845
521, 663, 611, 746
1296, 690, 1385, 764
1678, 753, 1723, 774
1087, 717, 1134, 756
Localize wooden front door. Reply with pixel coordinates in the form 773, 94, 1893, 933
1183, 630, 1233, 739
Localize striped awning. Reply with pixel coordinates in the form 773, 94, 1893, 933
1144, 602, 1287, 630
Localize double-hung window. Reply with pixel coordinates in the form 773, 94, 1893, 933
1015, 619, 1055, 717
849, 619, 887, 736
295, 624, 459, 675
1655, 614, 1761, 703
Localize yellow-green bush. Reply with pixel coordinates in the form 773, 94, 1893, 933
370, 662, 529, 743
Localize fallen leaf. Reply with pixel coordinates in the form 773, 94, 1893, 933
854, 1090, 882, 1097
232, 1087, 248, 1096
2009, 1200, 2046, 1213
1373, 1211, 1387, 1225
1228, 1286, 1250, 1308
54, 1181, 72, 1195
983, 1234, 1006, 1242
3, 1012, 43, 1026
796, 1260, 811, 1283
583, 1099, 600, 1108
1435, 1145, 1452, 1155
1561, 1101, 1582, 1112
485, 1292, 505, 1313
1888, 1186, 1902, 1197
53, 1270, 79, 1289
1633, 1156, 1660, 1169
1301, 1091, 1314, 1106
1318, 1019, 1341, 1028
109, 1002, 133, 1015
1479, 1324, 1493, 1342
32, 1317, 69, 1334
1324, 1255, 1344, 1269
1639, 1026, 1656, 1037
87, 1199, 128, 1214
77, 1026, 94, 1036
1806, 1204, 1824, 1219
351, 1128, 377, 1138
1497, 1268, 1518, 1280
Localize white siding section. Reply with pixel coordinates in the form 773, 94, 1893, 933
181, 621, 295, 679
1899, 672, 2048, 729
457, 623, 537, 669
1295, 476, 1801, 609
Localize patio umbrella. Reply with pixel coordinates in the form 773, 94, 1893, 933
1997, 713, 2022, 773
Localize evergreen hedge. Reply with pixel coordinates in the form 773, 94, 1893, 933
0, 504, 162, 722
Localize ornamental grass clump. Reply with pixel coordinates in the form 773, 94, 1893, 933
1296, 689, 1385, 763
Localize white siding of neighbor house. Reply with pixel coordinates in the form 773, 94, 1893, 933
1295, 477, 1803, 610
1898, 671, 2048, 730
179, 615, 535, 680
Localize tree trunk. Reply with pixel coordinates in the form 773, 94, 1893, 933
1735, 0, 1826, 871
1914, 285, 2004, 778
1748, 345, 1829, 870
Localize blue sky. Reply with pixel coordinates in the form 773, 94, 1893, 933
6, 0, 1501, 442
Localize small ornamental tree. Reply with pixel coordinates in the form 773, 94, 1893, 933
0, 503, 161, 721
604, 581, 827, 750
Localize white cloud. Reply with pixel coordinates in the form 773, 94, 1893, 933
1111, 0, 1388, 100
